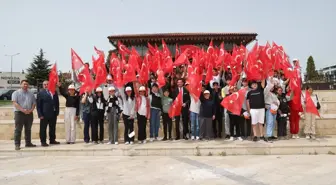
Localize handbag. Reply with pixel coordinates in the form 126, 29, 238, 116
315, 95, 321, 110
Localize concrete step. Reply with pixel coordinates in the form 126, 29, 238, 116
1, 138, 336, 156
0, 117, 336, 140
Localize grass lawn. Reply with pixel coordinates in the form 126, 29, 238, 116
0, 100, 12, 106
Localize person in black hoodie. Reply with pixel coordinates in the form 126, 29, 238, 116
276, 87, 290, 139
199, 90, 216, 140
91, 87, 106, 144
211, 81, 223, 138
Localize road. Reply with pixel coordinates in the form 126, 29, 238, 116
1, 155, 335, 185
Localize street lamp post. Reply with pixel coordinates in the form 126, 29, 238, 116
5, 53, 20, 89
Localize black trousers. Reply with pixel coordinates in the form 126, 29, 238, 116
212, 111, 223, 138
92, 111, 105, 142
241, 117, 252, 137
14, 112, 33, 146
137, 113, 147, 141
123, 114, 134, 142
162, 113, 172, 139
229, 114, 243, 137
277, 117, 287, 137
39, 115, 57, 143
175, 107, 189, 139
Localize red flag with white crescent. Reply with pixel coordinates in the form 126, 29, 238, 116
305, 90, 320, 117
168, 90, 183, 118
71, 48, 94, 94
118, 41, 131, 55
221, 88, 247, 115
48, 63, 58, 95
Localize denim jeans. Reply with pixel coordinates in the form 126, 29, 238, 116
190, 112, 199, 137
82, 112, 91, 142
150, 108, 161, 138
266, 109, 277, 137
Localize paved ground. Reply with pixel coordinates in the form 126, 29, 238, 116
1, 155, 336, 185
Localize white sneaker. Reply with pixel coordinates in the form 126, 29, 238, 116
237, 137, 243, 141
130, 141, 134, 145
292, 135, 296, 139
107, 141, 112, 145
191, 136, 195, 140
125, 142, 129, 145
114, 142, 118, 145
296, 135, 300, 139
306, 135, 310, 139
150, 138, 154, 142
143, 140, 147, 144
138, 141, 142, 144
229, 137, 234, 141
196, 136, 200, 140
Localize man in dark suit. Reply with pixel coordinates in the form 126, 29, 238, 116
37, 81, 60, 146
173, 78, 190, 140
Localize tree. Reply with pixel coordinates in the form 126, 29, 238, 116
26, 49, 51, 88
305, 55, 319, 82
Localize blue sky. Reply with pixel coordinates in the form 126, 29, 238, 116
0, 0, 335, 72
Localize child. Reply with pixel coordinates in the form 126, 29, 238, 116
161, 88, 173, 140
199, 90, 215, 140
276, 87, 290, 139
91, 87, 106, 144
135, 86, 150, 144
246, 80, 266, 142
119, 86, 136, 145
189, 93, 201, 140
302, 86, 319, 140
59, 84, 80, 144
106, 86, 122, 145
149, 84, 162, 141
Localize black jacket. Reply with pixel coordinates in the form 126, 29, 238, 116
106, 95, 121, 113
172, 87, 190, 109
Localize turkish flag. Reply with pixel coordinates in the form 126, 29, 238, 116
139, 63, 149, 85
156, 69, 166, 88
305, 90, 320, 117
93, 47, 107, 88
188, 71, 202, 102
180, 45, 199, 58
221, 88, 247, 115
168, 90, 183, 118
114, 67, 123, 88
207, 40, 214, 55
71, 48, 94, 94
175, 44, 180, 59
204, 64, 213, 85
123, 64, 136, 84
215, 42, 225, 68
173, 50, 189, 66
48, 63, 58, 95
118, 41, 131, 55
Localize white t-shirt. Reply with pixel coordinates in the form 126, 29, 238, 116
189, 95, 201, 114
138, 96, 147, 116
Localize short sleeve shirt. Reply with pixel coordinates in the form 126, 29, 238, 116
12, 89, 36, 112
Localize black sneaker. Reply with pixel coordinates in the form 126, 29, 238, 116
94, 141, 99, 144
66, 142, 71, 144
15, 145, 20, 151
169, 138, 173, 141
41, 143, 49, 147
25, 143, 37, 147
253, 136, 258, 142
225, 135, 231, 139
50, 141, 60, 145
263, 137, 269, 142
162, 137, 167, 141
175, 137, 180, 140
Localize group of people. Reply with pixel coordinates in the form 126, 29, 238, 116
11, 59, 320, 150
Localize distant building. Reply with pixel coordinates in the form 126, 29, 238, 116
318, 65, 336, 82
0, 72, 26, 89
107, 32, 258, 57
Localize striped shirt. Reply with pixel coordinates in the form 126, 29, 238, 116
12, 89, 36, 112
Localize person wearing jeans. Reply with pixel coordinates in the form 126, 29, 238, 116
149, 84, 162, 141
81, 91, 93, 143
264, 77, 280, 141
189, 95, 200, 140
